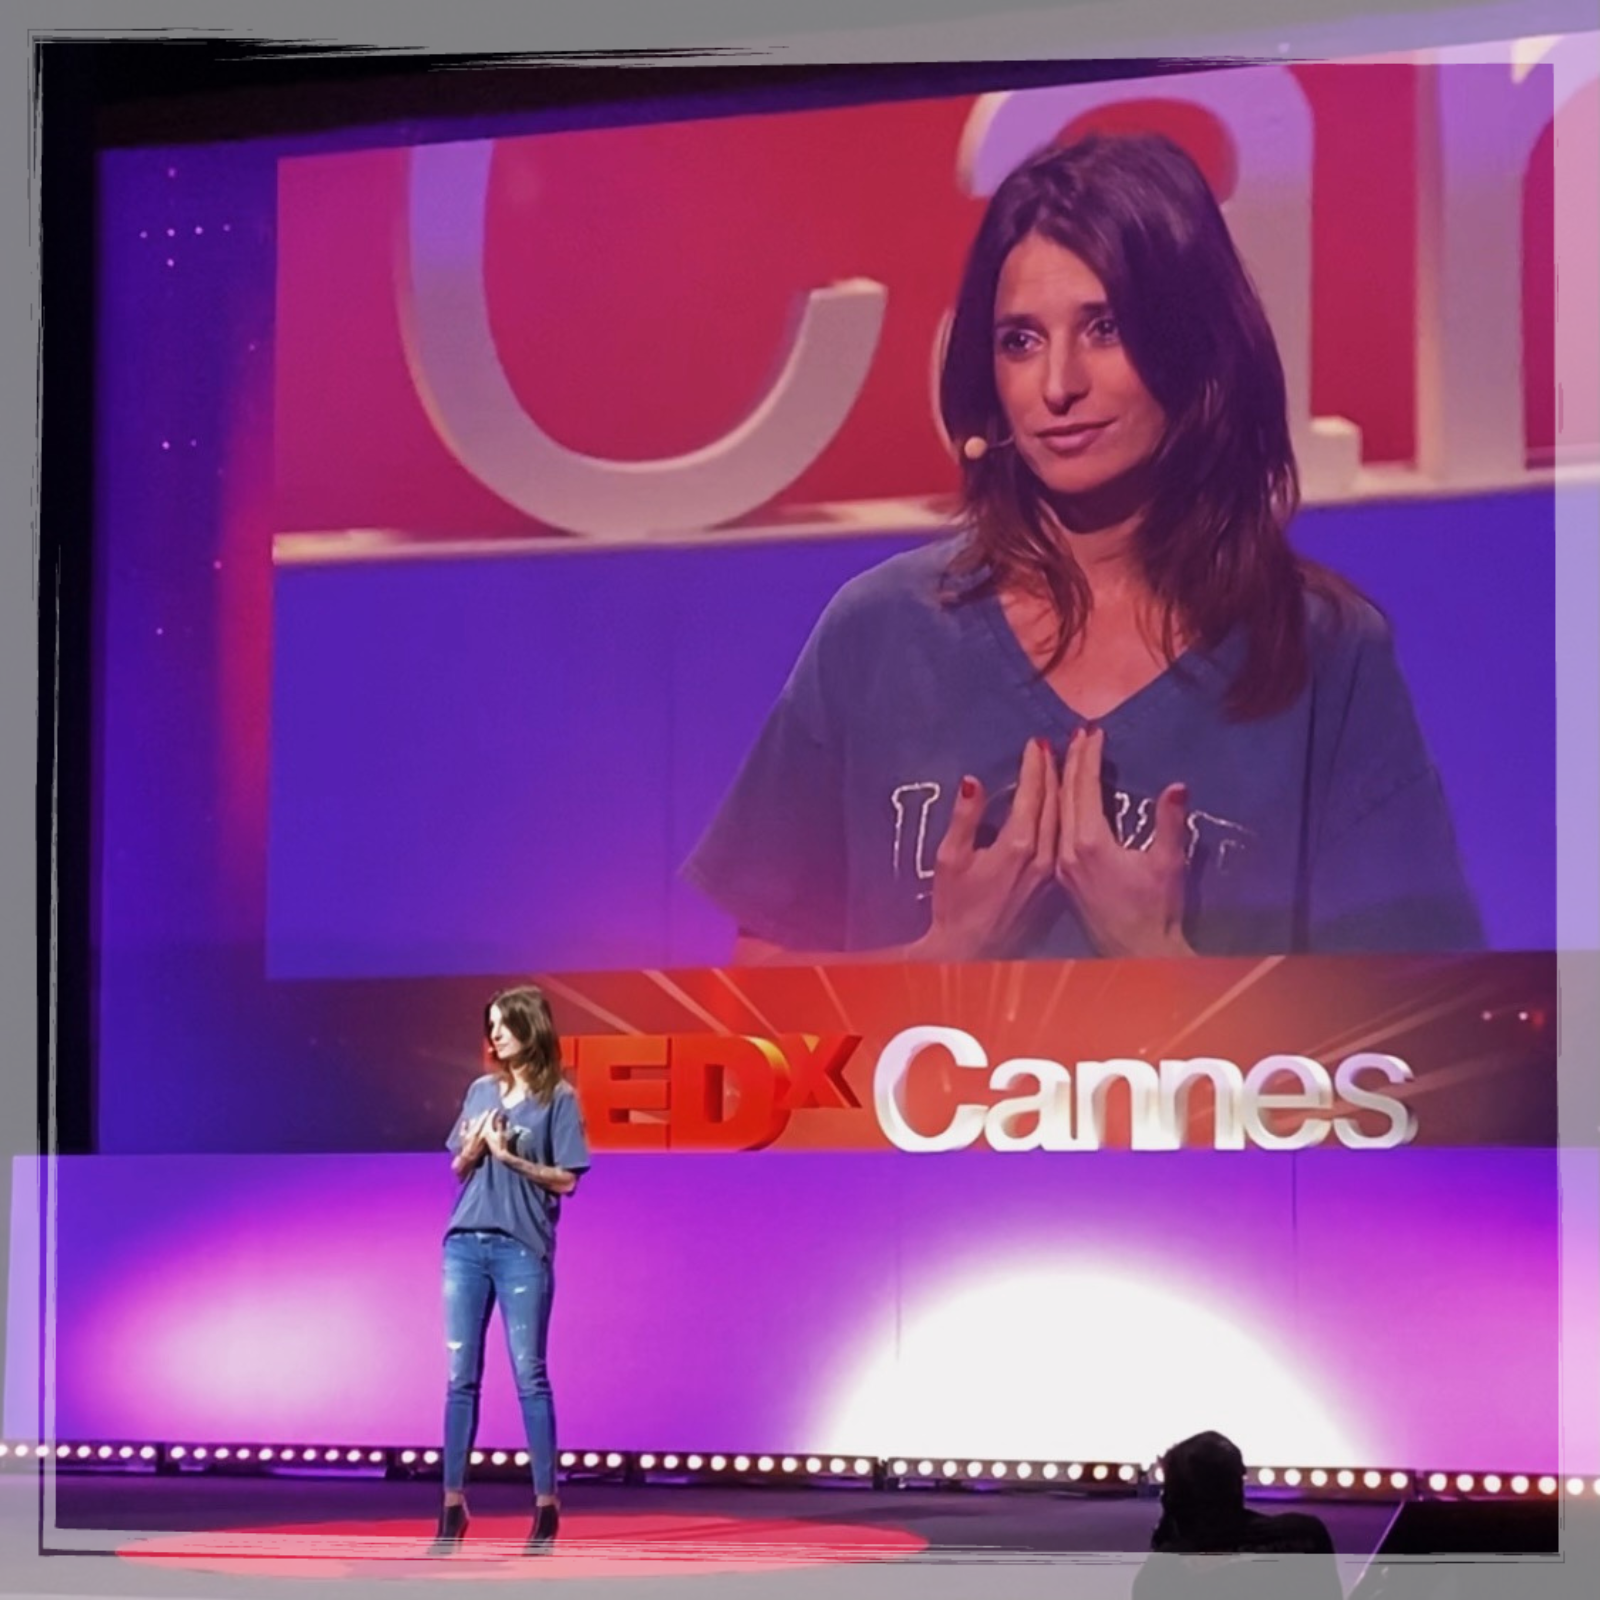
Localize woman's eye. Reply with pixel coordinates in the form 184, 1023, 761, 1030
995, 327, 1039, 357
1088, 317, 1121, 343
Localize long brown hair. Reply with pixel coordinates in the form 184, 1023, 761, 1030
484, 985, 565, 1105
939, 132, 1356, 719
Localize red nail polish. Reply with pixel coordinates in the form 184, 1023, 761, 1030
960, 777, 977, 798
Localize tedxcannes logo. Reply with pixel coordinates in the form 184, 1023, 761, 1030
566, 1027, 1418, 1153
871, 1026, 1417, 1153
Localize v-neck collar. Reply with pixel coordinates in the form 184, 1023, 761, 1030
967, 583, 1238, 733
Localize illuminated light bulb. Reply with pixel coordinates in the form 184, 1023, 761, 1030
1310, 1470, 1329, 1488
423, 1451, 439, 1465
1067, 1464, 1084, 1480
687, 1455, 704, 1471
1042, 1463, 1059, 1480
638, 1455, 656, 1470
1566, 1477, 1585, 1496
1390, 1473, 1408, 1491
583, 1453, 600, 1469
758, 1457, 775, 1472
400, 1451, 417, 1465
1017, 1463, 1034, 1479
470, 1452, 484, 1466
1538, 1477, 1557, 1495
171, 1447, 187, 1461
734, 1456, 750, 1472
1456, 1475, 1475, 1493
1337, 1470, 1355, 1488
1119, 1465, 1137, 1483
829, 1458, 845, 1474
491, 1452, 508, 1466
781, 1458, 798, 1473
804, 1457, 821, 1473
559, 1452, 576, 1467
1511, 1475, 1530, 1494
215, 1448, 231, 1461
606, 1453, 623, 1469
193, 1448, 209, 1462
1258, 1468, 1277, 1486
710, 1455, 727, 1472
855, 1459, 873, 1476
1283, 1469, 1302, 1487
967, 1461, 983, 1478
1483, 1475, 1503, 1494
97, 1446, 113, 1460
367, 1452, 383, 1465
1363, 1472, 1382, 1489
662, 1456, 680, 1470
1092, 1464, 1109, 1481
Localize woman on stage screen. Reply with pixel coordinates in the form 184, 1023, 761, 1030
685, 133, 1483, 965
431, 985, 591, 1556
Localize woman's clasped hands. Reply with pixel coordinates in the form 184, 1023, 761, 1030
915, 726, 1194, 962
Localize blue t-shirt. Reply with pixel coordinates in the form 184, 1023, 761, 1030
683, 536, 1483, 958
444, 1076, 591, 1262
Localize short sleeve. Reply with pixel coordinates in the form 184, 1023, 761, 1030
1308, 613, 1484, 952
552, 1085, 592, 1178
680, 607, 850, 951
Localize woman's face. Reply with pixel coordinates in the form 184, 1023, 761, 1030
991, 232, 1167, 509
487, 1005, 523, 1062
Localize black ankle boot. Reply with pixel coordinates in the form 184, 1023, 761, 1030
524, 1502, 560, 1554
426, 1500, 469, 1555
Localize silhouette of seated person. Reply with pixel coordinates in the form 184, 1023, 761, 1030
1132, 1431, 1345, 1600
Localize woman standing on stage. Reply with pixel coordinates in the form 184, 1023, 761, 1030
685, 132, 1481, 964
430, 984, 591, 1557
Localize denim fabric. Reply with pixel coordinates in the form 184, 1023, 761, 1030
441, 1229, 557, 1497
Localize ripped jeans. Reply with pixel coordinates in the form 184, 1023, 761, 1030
441, 1229, 557, 1498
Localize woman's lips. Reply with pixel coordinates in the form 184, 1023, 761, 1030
1035, 421, 1112, 455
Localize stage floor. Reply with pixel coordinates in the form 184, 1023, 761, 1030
2, 1474, 1402, 1594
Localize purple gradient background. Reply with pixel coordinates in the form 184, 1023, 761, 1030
8, 1150, 1588, 1471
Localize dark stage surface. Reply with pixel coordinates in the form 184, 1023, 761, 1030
1, 1474, 1405, 1594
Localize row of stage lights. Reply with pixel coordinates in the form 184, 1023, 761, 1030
1, 1441, 1596, 1502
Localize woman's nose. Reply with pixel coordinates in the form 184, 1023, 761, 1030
1042, 341, 1089, 411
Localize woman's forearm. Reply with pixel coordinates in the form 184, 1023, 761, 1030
733, 932, 944, 967
494, 1150, 578, 1195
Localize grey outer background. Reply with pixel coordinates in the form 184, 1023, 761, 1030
7, 0, 1598, 1595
